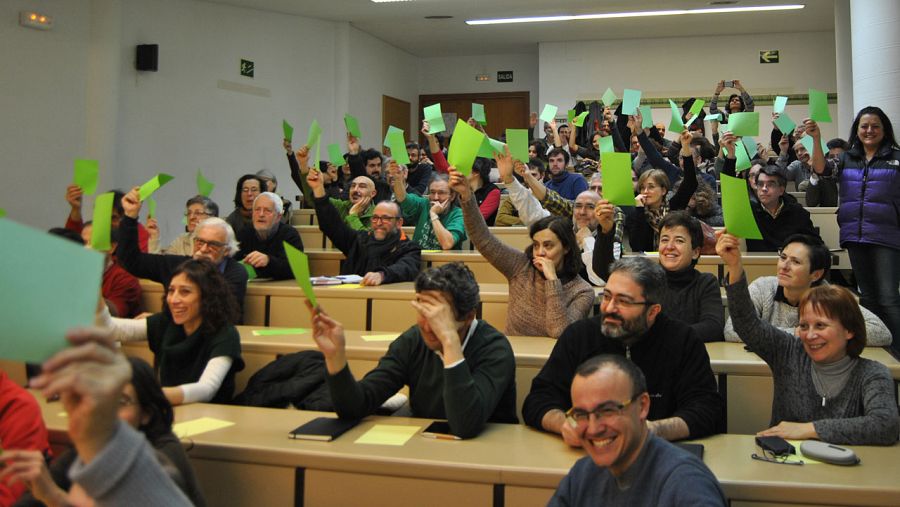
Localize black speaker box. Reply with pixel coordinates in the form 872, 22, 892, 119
136, 44, 158, 72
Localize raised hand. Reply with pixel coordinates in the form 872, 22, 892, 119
715, 230, 743, 275
306, 301, 348, 374
803, 119, 821, 140
594, 199, 615, 234
715, 80, 725, 94
283, 138, 293, 155
448, 168, 470, 201
346, 133, 360, 155
66, 184, 84, 210
306, 166, 324, 192
720, 131, 737, 157
121, 187, 142, 219
494, 146, 515, 184
679, 129, 694, 156
146, 217, 159, 240
295, 145, 311, 175
529, 112, 538, 128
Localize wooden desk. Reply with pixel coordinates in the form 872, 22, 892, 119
139, 280, 516, 332
38, 399, 900, 507
304, 248, 507, 284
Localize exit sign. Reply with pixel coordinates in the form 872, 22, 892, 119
497, 70, 514, 82
240, 59, 255, 77
759, 50, 779, 64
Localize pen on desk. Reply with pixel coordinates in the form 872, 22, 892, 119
423, 433, 461, 441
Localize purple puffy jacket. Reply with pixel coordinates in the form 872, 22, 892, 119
831, 144, 900, 249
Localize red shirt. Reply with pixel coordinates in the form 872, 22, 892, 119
65, 216, 149, 253
0, 371, 51, 505
103, 261, 143, 317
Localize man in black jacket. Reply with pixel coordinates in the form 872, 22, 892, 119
523, 257, 724, 444
746, 166, 818, 251
308, 166, 421, 285
118, 188, 248, 321
236, 192, 303, 280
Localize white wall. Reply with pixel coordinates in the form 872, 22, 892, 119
0, 0, 92, 229
539, 31, 842, 141
418, 52, 540, 113
348, 26, 419, 145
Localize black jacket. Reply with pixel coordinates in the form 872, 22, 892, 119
314, 196, 421, 283
236, 222, 304, 280
117, 215, 248, 321
522, 313, 725, 439
233, 350, 334, 410
745, 193, 818, 251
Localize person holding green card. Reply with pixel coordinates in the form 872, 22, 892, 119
390, 162, 466, 250
450, 151, 595, 339
147, 195, 219, 255
294, 144, 377, 230
807, 107, 900, 356
64, 186, 150, 252
0, 367, 51, 505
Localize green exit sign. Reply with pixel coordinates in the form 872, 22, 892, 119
240, 59, 254, 78
759, 50, 779, 64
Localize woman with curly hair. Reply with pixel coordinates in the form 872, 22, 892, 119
97, 259, 244, 405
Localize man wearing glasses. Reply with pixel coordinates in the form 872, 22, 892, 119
549, 354, 726, 506
390, 162, 466, 250
117, 188, 249, 320
307, 167, 421, 285
746, 166, 817, 251
523, 257, 724, 443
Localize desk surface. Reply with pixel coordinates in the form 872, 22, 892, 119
37, 397, 900, 506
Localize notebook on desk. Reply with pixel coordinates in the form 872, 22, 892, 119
289, 417, 359, 441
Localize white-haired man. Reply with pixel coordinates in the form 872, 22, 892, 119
236, 192, 304, 280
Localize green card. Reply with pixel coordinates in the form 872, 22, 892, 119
773, 96, 788, 114
327, 143, 345, 166
0, 208, 5, 218
447, 119, 484, 176
601, 88, 618, 108
251, 328, 309, 336
90, 192, 114, 252
727, 112, 759, 137
385, 129, 410, 165
506, 129, 529, 163
621, 89, 641, 116
383, 125, 402, 147
799, 135, 828, 156
306, 119, 322, 150
720, 174, 763, 239
705, 113, 721, 122
684, 99, 705, 127
344, 114, 361, 138
668, 99, 685, 134
73, 159, 99, 196
567, 109, 576, 124
423, 104, 446, 134
241, 261, 257, 281
741, 136, 758, 160
573, 111, 590, 127
599, 152, 635, 206
477, 136, 505, 159
773, 112, 797, 134
472, 103, 487, 125
599, 135, 615, 153
146, 196, 157, 219
639, 106, 653, 128
196, 169, 215, 197
284, 242, 316, 307
718, 122, 730, 134
0, 219, 105, 362
138, 173, 174, 201
734, 140, 752, 172
283, 120, 293, 142
539, 104, 558, 123
808, 88, 831, 123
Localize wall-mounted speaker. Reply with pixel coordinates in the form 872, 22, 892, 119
136, 44, 158, 72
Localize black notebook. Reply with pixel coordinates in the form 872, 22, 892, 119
288, 417, 359, 442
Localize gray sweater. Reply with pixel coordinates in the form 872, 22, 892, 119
726, 274, 899, 445
724, 276, 892, 346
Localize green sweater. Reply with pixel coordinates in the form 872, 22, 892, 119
298, 173, 372, 230
399, 193, 466, 249
326, 320, 517, 438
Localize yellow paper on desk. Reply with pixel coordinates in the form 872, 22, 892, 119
173, 417, 235, 438
354, 424, 420, 446
331, 283, 362, 289
787, 440, 823, 464
361, 334, 397, 342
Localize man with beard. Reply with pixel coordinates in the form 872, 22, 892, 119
548, 354, 726, 506
294, 144, 377, 230
390, 162, 466, 250
236, 192, 304, 280
118, 189, 248, 320
307, 168, 421, 285
404, 142, 433, 195
523, 257, 724, 443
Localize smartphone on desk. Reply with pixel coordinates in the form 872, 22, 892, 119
421, 421, 461, 441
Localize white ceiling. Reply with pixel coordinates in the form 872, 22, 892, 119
207, 0, 836, 57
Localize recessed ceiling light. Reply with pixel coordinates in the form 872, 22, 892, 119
425, 15, 453, 19
466, 4, 804, 25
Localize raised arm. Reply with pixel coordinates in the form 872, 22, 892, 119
668, 130, 699, 211
502, 161, 549, 226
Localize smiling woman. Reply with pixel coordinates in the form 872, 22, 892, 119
97, 259, 245, 406
718, 232, 898, 445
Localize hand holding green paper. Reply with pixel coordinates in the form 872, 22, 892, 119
384, 128, 410, 166
138, 173, 174, 201
423, 104, 446, 134
344, 114, 361, 138
284, 242, 317, 307
539, 104, 558, 123
621, 89, 642, 116
90, 192, 115, 252
599, 152, 635, 206
720, 174, 763, 239
73, 159, 100, 196
447, 119, 485, 176
283, 120, 294, 142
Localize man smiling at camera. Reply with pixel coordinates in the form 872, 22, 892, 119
548, 354, 726, 506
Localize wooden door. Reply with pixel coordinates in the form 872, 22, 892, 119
417, 92, 530, 143
382, 95, 411, 141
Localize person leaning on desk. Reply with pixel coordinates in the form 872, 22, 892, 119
307, 263, 518, 439
717, 230, 899, 445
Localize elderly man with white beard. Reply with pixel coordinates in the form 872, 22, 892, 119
235, 192, 304, 280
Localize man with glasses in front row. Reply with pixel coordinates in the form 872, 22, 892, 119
117, 188, 249, 321
307, 166, 422, 285
523, 256, 725, 443
549, 354, 726, 506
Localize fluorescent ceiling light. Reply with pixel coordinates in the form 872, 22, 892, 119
466, 4, 805, 25
372, 0, 414, 3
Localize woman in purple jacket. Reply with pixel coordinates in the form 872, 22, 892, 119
807, 107, 900, 356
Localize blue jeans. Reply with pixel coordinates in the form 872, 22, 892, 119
848, 243, 900, 353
